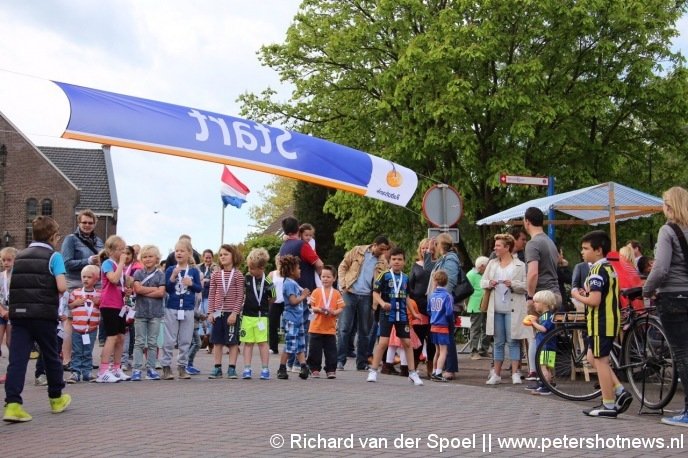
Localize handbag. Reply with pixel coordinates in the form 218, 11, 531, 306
479, 288, 492, 313
453, 268, 474, 303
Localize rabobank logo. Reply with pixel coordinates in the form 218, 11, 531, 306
386, 164, 403, 188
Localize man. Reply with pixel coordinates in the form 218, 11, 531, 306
509, 226, 528, 263
523, 207, 562, 310
336, 236, 390, 370
626, 240, 649, 275
277, 217, 323, 291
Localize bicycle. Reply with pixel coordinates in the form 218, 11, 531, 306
534, 287, 677, 410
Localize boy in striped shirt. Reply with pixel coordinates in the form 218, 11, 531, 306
67, 265, 101, 383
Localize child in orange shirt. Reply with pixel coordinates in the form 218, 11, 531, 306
306, 265, 344, 378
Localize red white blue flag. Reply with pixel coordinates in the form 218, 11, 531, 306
221, 166, 250, 209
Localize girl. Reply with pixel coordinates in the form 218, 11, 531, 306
267, 255, 285, 355
0, 247, 17, 381
96, 235, 131, 383
161, 238, 202, 380
207, 244, 244, 379
121, 245, 141, 371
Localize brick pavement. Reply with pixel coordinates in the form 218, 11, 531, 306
0, 345, 685, 457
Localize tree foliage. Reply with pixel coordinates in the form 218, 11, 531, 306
247, 177, 296, 235
239, 234, 283, 272
240, 0, 688, 255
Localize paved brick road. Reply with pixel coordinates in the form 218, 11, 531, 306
0, 346, 685, 457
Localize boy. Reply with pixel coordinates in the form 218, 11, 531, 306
307, 265, 345, 378
0, 247, 18, 382
571, 230, 632, 418
3, 216, 71, 422
367, 247, 423, 386
277, 254, 311, 380
67, 265, 101, 383
528, 290, 556, 395
241, 248, 276, 380
428, 270, 453, 382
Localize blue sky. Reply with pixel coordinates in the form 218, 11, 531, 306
0, 1, 685, 255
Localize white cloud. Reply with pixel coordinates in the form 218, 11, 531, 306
0, 0, 300, 255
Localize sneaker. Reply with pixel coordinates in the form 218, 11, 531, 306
277, 367, 288, 380
178, 366, 191, 379
242, 368, 252, 379
486, 374, 501, 385
185, 365, 201, 376
512, 373, 522, 384
35, 374, 48, 386
299, 365, 310, 380
337, 363, 345, 371
430, 373, 448, 383
291, 365, 301, 373
311, 370, 321, 378
408, 371, 424, 386
66, 372, 80, 384
3, 403, 32, 422
95, 370, 120, 383
531, 386, 552, 396
49, 394, 72, 414
161, 366, 175, 380
209, 367, 223, 379
260, 368, 270, 380
366, 370, 378, 382
525, 381, 543, 391
155, 362, 163, 370
583, 404, 617, 418
487, 368, 495, 380
470, 351, 481, 360
146, 368, 161, 380
615, 390, 633, 414
525, 372, 538, 381
327, 372, 336, 379
660, 410, 688, 428
131, 370, 142, 381
114, 369, 131, 381
227, 367, 238, 379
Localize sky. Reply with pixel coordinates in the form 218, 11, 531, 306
0, 1, 686, 256
0, 0, 302, 255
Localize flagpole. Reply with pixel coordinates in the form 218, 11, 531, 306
221, 204, 225, 245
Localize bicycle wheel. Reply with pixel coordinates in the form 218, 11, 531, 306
623, 317, 678, 410
535, 325, 601, 401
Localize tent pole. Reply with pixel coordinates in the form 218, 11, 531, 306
609, 183, 617, 251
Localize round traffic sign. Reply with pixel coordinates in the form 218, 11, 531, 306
421, 184, 463, 227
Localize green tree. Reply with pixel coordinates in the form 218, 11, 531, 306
247, 177, 296, 235
241, 0, 688, 254
240, 234, 283, 272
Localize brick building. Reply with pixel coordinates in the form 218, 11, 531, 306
0, 111, 118, 249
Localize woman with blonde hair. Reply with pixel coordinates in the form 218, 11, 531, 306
643, 186, 688, 427
409, 238, 434, 374
480, 233, 530, 385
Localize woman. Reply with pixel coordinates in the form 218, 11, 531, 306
425, 233, 462, 379
409, 239, 434, 375
481, 233, 529, 385
60, 209, 105, 368
643, 186, 688, 427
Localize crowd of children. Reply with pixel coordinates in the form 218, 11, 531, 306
0, 215, 672, 426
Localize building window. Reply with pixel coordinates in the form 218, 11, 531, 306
41, 198, 53, 216
26, 198, 38, 246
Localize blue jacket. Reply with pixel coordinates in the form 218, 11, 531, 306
428, 287, 453, 328
61, 231, 104, 287
165, 266, 202, 310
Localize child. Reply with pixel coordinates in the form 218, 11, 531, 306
307, 265, 344, 378
3, 216, 71, 422
427, 270, 454, 382
132, 245, 166, 381
528, 290, 556, 395
0, 247, 18, 367
267, 255, 285, 355
96, 235, 132, 383
162, 238, 202, 380
383, 297, 422, 377
367, 247, 424, 386
207, 244, 244, 379
277, 255, 311, 380
571, 230, 632, 418
241, 248, 276, 380
299, 223, 321, 288
120, 245, 140, 371
67, 265, 101, 383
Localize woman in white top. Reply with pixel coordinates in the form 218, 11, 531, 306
481, 233, 529, 385
268, 255, 285, 354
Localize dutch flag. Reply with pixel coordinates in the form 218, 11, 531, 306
220, 166, 250, 209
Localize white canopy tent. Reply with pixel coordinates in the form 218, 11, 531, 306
475, 182, 663, 250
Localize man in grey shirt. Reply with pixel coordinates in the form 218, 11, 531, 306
523, 207, 563, 310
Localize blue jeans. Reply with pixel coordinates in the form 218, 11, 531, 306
656, 294, 688, 410
337, 292, 373, 369
493, 312, 520, 362
71, 330, 97, 378
133, 317, 160, 370
188, 326, 200, 366
5, 319, 64, 404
